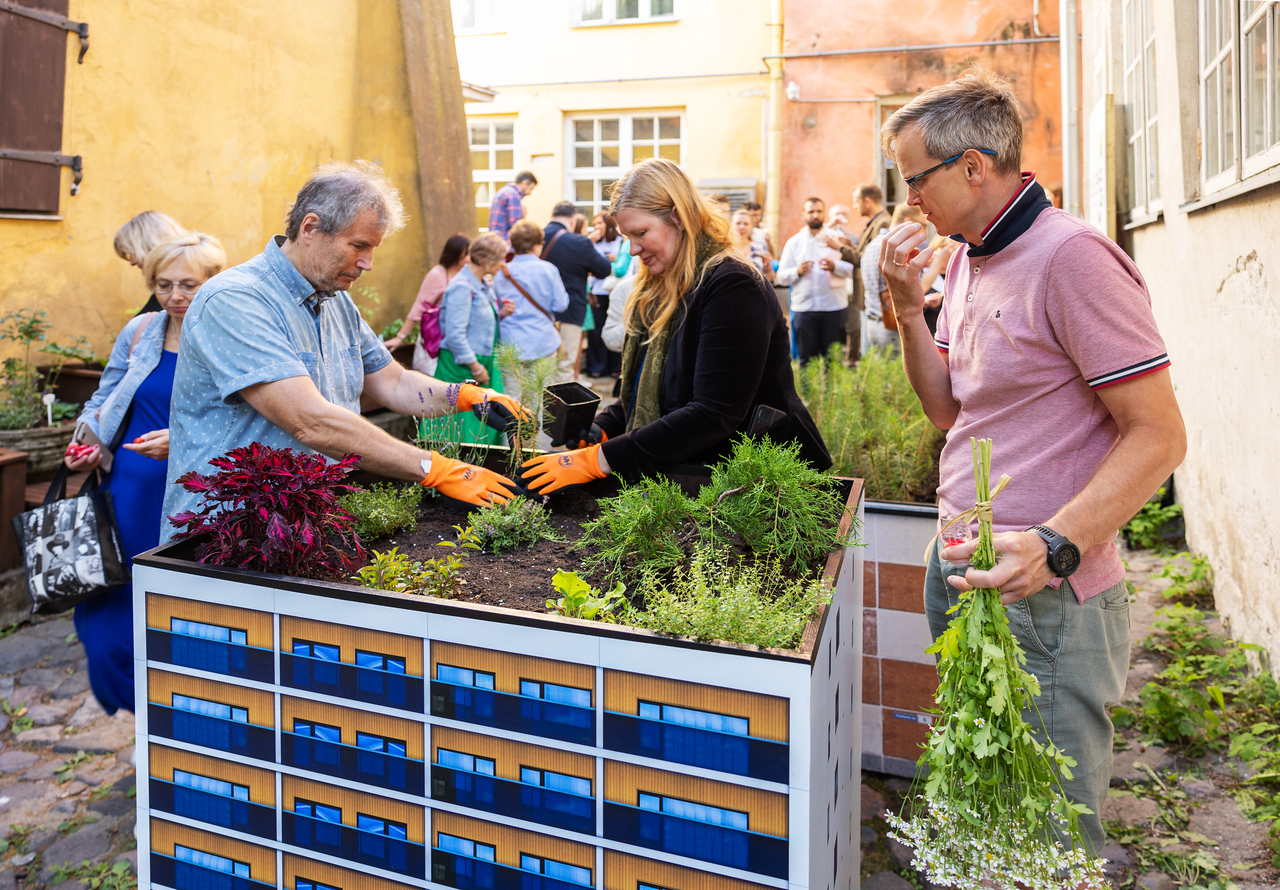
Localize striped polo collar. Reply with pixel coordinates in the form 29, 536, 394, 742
954, 172, 1052, 258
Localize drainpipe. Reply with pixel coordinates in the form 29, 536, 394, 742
765, 0, 784, 243
1061, 0, 1081, 216
1033, 0, 1045, 37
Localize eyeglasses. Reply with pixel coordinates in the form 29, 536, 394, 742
154, 280, 203, 296
902, 149, 996, 193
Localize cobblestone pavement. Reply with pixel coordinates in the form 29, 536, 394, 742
0, 618, 137, 890
859, 545, 1280, 889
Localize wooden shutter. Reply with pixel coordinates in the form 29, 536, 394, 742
0, 0, 70, 213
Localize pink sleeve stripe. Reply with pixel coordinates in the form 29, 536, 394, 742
1088, 355, 1170, 389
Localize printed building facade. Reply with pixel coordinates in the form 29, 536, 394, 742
133, 491, 863, 890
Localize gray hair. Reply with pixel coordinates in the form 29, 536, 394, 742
285, 159, 407, 241
468, 232, 507, 266
881, 69, 1023, 176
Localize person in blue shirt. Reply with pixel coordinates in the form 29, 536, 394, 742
163, 161, 523, 533
65, 232, 226, 714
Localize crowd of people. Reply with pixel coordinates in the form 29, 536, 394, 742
57, 70, 1187, 870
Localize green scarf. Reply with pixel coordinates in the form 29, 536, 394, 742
618, 235, 723, 432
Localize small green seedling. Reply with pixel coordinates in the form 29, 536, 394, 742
547, 571, 626, 622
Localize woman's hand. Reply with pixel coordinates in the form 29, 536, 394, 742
122, 428, 169, 460
498, 299, 516, 319
384, 334, 405, 350
468, 362, 490, 386
64, 443, 102, 472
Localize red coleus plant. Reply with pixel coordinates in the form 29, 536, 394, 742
169, 443, 366, 581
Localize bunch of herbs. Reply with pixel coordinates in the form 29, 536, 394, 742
340, 482, 423, 540
467, 496, 563, 554
354, 547, 464, 599
575, 475, 693, 585
0, 309, 54, 431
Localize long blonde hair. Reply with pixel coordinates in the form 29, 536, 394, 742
114, 211, 186, 267
609, 158, 733, 337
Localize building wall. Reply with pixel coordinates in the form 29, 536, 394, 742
1081, 1, 1280, 665
281, 617, 425, 676
780, 1, 1064, 235
431, 810, 597, 871
603, 668, 789, 742
281, 854, 408, 890
431, 640, 596, 695
147, 669, 275, 727
432, 725, 596, 783
0, 0, 433, 360
281, 775, 426, 842
147, 596, 273, 650
603, 761, 788, 837
150, 820, 277, 884
453, 0, 771, 227
281, 695, 425, 760
149, 745, 276, 807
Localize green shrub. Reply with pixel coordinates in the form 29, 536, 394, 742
575, 476, 693, 584
467, 497, 563, 554
798, 345, 943, 502
1123, 487, 1184, 552
353, 547, 463, 599
1157, 551, 1213, 606
624, 546, 831, 650
340, 483, 423, 540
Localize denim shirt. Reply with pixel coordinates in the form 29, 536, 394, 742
77, 310, 170, 449
161, 236, 392, 534
439, 266, 498, 366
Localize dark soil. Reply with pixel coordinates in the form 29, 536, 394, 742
362, 488, 605, 613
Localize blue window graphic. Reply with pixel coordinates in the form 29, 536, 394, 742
284, 717, 421, 795
437, 749, 495, 775
637, 701, 748, 735
175, 845, 250, 878
431, 665, 594, 745
296, 881, 340, 890
437, 833, 495, 860
638, 792, 748, 830
151, 692, 273, 760
520, 854, 592, 887
293, 720, 342, 769
284, 796, 423, 877
520, 767, 592, 799
173, 619, 248, 646
175, 770, 249, 801
149, 767, 274, 839
151, 844, 273, 890
293, 798, 343, 848
605, 699, 786, 782
438, 665, 495, 689
521, 680, 591, 708
174, 694, 247, 724
151, 618, 271, 681
293, 641, 341, 685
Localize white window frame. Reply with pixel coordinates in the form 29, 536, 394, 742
564, 111, 684, 216
573, 0, 677, 27
468, 117, 519, 233
451, 0, 503, 35
1240, 1, 1280, 178
1123, 0, 1161, 216
1200, 0, 1239, 193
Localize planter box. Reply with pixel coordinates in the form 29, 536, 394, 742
860, 500, 940, 779
0, 422, 76, 475
132, 480, 866, 890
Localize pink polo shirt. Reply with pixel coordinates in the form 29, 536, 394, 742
935, 183, 1170, 602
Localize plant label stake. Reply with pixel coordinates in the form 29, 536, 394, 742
42, 393, 55, 427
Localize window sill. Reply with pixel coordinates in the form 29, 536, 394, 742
1181, 162, 1280, 214
454, 28, 506, 37
1123, 209, 1163, 231
0, 212, 62, 221
572, 16, 679, 28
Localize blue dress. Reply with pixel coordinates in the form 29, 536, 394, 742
74, 349, 177, 715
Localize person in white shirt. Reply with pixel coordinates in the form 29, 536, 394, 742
775, 196, 853, 363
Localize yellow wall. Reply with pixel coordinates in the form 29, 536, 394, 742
454, 0, 772, 225
0, 0, 432, 360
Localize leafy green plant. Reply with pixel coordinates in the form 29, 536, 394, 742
339, 483, 423, 540
353, 547, 464, 599
439, 524, 484, 552
546, 570, 626, 621
2, 698, 33, 733
55, 750, 91, 784
798, 344, 943, 502
50, 859, 137, 890
0, 309, 55, 431
0, 824, 33, 855
1123, 487, 1184, 552
40, 335, 103, 368
467, 497, 563, 554
51, 400, 79, 422
625, 546, 831, 650
380, 318, 404, 341
494, 343, 558, 475
696, 436, 855, 574
1158, 552, 1215, 606
575, 476, 693, 585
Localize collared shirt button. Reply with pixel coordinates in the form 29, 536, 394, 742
967, 293, 974, 302
973, 266, 980, 274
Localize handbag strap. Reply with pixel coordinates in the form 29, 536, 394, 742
41, 463, 100, 507
541, 228, 567, 260
499, 267, 555, 322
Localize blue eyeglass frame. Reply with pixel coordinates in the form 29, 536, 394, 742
902, 149, 997, 192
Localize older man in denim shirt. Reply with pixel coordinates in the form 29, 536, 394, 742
163, 161, 523, 534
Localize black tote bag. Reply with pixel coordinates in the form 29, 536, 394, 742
11, 463, 130, 615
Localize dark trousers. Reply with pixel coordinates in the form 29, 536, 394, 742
793, 308, 848, 364
584, 292, 621, 377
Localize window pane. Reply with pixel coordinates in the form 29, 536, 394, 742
632, 144, 654, 161
1145, 42, 1157, 123
472, 150, 490, 171
475, 757, 495, 776
658, 117, 680, 139
475, 672, 495, 690
652, 0, 674, 13
1206, 68, 1220, 175
521, 767, 541, 785
638, 702, 660, 720
1204, 0, 1217, 57
521, 854, 541, 872
520, 680, 541, 698
476, 843, 495, 862
1225, 53, 1235, 167
575, 147, 594, 168
544, 683, 591, 707
1149, 120, 1159, 194
574, 120, 594, 142
658, 143, 681, 162
600, 146, 619, 166
495, 150, 514, 169
474, 182, 490, 204
601, 179, 617, 200
600, 119, 620, 141
495, 122, 514, 144
581, 0, 604, 20
476, 206, 489, 231
1132, 135, 1145, 205
618, 0, 639, 17
314, 644, 340, 661
438, 665, 473, 685
633, 117, 654, 140
1245, 20, 1268, 157
437, 833, 473, 857
575, 180, 595, 201
438, 749, 473, 771
470, 125, 490, 146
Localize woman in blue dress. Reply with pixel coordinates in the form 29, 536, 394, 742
65, 232, 226, 714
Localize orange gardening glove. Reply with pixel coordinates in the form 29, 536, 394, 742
456, 384, 534, 424
420, 451, 518, 505
520, 444, 608, 495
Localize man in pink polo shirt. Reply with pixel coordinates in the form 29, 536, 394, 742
878, 70, 1186, 856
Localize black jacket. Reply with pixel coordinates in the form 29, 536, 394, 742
597, 256, 831, 479
542, 222, 613, 327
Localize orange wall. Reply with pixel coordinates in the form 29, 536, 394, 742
779, 1, 1063, 235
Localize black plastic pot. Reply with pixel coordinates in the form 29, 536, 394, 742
544, 382, 600, 445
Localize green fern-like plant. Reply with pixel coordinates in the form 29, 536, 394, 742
575, 476, 693, 585
340, 483, 423, 541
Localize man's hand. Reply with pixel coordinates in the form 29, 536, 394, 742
520, 444, 607, 494
797, 259, 814, 276
467, 362, 490, 386
456, 384, 533, 424
420, 452, 518, 505
822, 233, 850, 250
819, 257, 836, 272
122, 428, 170, 460
878, 222, 932, 319
942, 530, 1054, 605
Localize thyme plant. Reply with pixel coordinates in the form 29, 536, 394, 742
886, 439, 1106, 889
466, 496, 563, 554
340, 483, 423, 540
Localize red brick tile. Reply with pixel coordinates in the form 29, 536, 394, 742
879, 659, 939, 712
878, 562, 927, 613
862, 656, 880, 705
863, 560, 876, 607
882, 708, 932, 760
862, 608, 877, 656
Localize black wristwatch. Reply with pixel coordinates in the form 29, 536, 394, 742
1029, 525, 1081, 578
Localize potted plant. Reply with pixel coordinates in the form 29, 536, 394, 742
133, 439, 866, 890
0, 310, 82, 475
800, 347, 944, 778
